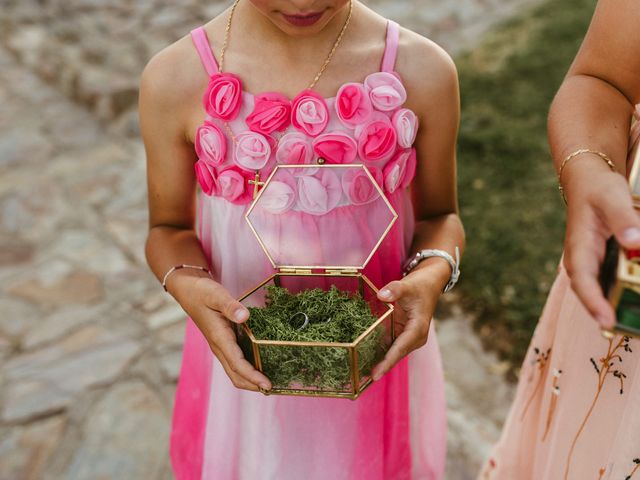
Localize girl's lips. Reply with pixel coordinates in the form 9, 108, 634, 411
281, 11, 324, 27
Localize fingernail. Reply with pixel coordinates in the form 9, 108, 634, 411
379, 288, 392, 300
622, 227, 640, 245
596, 314, 614, 330
259, 382, 271, 390
234, 308, 248, 322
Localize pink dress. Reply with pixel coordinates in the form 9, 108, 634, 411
169, 21, 447, 480
480, 115, 640, 480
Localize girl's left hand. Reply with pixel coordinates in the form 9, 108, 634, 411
371, 263, 449, 381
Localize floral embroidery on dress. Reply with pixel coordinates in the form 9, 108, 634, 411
625, 458, 640, 480
542, 367, 562, 442
520, 346, 552, 421
564, 336, 632, 480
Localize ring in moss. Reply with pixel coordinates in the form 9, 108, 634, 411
244, 284, 388, 391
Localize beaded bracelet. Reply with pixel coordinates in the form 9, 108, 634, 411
162, 264, 213, 292
558, 148, 616, 205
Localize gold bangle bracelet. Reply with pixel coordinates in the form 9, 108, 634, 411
557, 148, 617, 205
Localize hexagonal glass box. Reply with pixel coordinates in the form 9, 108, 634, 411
236, 163, 398, 399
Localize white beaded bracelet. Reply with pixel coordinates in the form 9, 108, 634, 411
401, 247, 461, 293
162, 264, 213, 292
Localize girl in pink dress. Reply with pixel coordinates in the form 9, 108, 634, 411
481, 1, 640, 479
140, 1, 464, 478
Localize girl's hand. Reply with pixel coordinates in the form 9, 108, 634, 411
167, 269, 272, 392
563, 162, 640, 329
370, 261, 450, 381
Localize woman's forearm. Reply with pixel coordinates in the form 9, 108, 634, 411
145, 226, 211, 300
548, 74, 634, 198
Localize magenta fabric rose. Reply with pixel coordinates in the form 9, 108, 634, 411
383, 148, 417, 193
364, 72, 407, 112
259, 169, 297, 214
341, 167, 383, 205
217, 166, 253, 204
234, 131, 272, 171
393, 108, 419, 148
312, 131, 358, 164
195, 121, 227, 166
194, 160, 218, 196
245, 92, 291, 135
203, 72, 243, 121
335, 82, 373, 127
356, 113, 398, 167
297, 169, 342, 215
291, 89, 329, 137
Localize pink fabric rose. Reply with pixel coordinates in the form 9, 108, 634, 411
335, 82, 373, 127
245, 92, 291, 135
194, 160, 218, 196
341, 167, 383, 205
364, 72, 407, 112
393, 108, 419, 148
383, 148, 417, 193
356, 113, 398, 167
312, 131, 358, 164
259, 169, 297, 214
217, 166, 253, 204
291, 89, 329, 137
234, 131, 272, 171
276, 132, 313, 165
195, 121, 227, 166
203, 72, 243, 121
297, 169, 342, 215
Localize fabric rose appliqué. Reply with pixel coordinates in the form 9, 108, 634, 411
259, 169, 297, 214
341, 167, 383, 205
297, 169, 342, 215
194, 160, 218, 196
335, 83, 372, 128
291, 89, 329, 137
203, 72, 243, 121
234, 131, 272, 171
217, 165, 253, 205
364, 72, 407, 112
195, 121, 227, 166
356, 113, 398, 167
276, 132, 313, 165
383, 148, 417, 194
313, 131, 358, 164
393, 108, 419, 148
245, 92, 291, 135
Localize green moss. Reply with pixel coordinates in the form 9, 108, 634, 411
456, 0, 597, 370
245, 285, 386, 391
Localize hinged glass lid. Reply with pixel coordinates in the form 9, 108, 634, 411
245, 164, 398, 270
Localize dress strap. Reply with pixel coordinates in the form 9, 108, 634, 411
190, 27, 220, 76
380, 20, 400, 72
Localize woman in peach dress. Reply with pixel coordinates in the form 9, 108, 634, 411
481, 1, 640, 479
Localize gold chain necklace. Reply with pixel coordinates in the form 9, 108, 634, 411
219, 0, 354, 198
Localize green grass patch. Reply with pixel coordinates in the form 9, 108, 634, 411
455, 0, 597, 371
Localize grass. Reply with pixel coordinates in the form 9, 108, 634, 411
454, 0, 597, 372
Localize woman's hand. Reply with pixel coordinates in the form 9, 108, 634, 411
167, 269, 272, 392
562, 159, 640, 329
370, 260, 450, 381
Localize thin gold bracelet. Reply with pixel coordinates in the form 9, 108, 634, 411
558, 148, 616, 205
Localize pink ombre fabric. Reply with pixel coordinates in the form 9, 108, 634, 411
170, 20, 447, 480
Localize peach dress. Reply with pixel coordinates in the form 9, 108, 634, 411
480, 112, 640, 480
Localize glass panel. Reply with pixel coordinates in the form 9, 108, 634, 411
616, 287, 640, 336
246, 164, 397, 269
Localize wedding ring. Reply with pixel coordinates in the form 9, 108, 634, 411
289, 312, 309, 330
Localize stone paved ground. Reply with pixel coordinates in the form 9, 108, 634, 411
0, 1, 541, 479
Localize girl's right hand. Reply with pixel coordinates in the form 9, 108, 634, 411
562, 161, 640, 330
168, 269, 272, 392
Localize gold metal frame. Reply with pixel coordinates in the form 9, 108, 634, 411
238, 163, 399, 399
